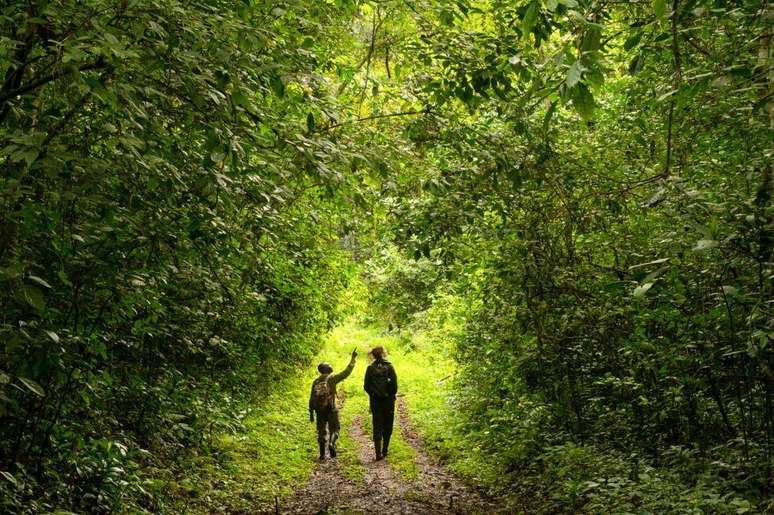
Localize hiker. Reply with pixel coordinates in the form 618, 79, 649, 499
364, 345, 398, 461
309, 349, 357, 461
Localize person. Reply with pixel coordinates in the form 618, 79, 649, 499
309, 349, 357, 461
363, 345, 398, 461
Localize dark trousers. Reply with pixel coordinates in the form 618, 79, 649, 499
370, 397, 395, 441
315, 408, 340, 445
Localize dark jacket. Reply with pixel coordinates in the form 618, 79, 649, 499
364, 358, 398, 399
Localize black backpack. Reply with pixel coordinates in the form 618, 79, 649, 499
369, 361, 392, 398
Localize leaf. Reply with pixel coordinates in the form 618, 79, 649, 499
722, 285, 738, 296
693, 239, 718, 251
543, 101, 556, 133
643, 266, 669, 283
572, 83, 595, 120
21, 149, 39, 167
522, 1, 539, 39
18, 377, 45, 397
629, 258, 670, 270
624, 31, 643, 51
653, 0, 667, 18
28, 275, 51, 289
633, 282, 654, 297
657, 89, 677, 102
269, 76, 285, 97
628, 53, 644, 75
306, 112, 315, 132
45, 330, 60, 343
18, 285, 45, 311
581, 27, 602, 52
566, 60, 584, 88
0, 471, 17, 486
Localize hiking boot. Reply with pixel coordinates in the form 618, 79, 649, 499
329, 432, 338, 458
382, 436, 390, 458
318, 442, 326, 461
374, 438, 383, 461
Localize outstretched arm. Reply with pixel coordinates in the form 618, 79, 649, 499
331, 349, 357, 385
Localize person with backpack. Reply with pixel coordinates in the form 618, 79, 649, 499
309, 349, 357, 461
363, 345, 398, 461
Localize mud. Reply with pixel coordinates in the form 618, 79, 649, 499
281, 397, 496, 514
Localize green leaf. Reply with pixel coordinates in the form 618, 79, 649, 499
629, 53, 644, 75
722, 285, 738, 296
18, 377, 45, 397
28, 275, 51, 289
633, 282, 654, 297
624, 31, 643, 51
629, 258, 670, 270
543, 101, 556, 133
693, 239, 718, 251
21, 149, 39, 167
269, 76, 285, 97
522, 2, 539, 39
566, 60, 584, 88
307, 112, 315, 132
0, 471, 17, 486
572, 83, 595, 120
45, 330, 60, 343
18, 285, 45, 311
653, 0, 667, 18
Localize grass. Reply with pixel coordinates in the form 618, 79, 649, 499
171, 367, 321, 513
169, 316, 470, 513
321, 321, 419, 481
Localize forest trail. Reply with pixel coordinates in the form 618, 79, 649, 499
282, 395, 494, 514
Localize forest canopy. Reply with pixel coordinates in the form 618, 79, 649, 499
1, 0, 772, 512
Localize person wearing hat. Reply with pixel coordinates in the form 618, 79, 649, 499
309, 348, 358, 460
364, 345, 398, 461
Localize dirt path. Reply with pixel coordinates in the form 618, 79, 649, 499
282, 398, 495, 514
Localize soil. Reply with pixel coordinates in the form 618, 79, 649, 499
280, 397, 496, 514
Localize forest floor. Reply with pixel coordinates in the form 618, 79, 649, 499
282, 394, 494, 514
175, 320, 503, 514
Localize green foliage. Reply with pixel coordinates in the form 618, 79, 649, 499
0, 0, 370, 511
357, 0, 774, 511
2, 0, 773, 511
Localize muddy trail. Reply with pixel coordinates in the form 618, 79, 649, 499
281, 397, 495, 514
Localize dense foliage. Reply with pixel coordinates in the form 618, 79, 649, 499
1, 0, 772, 512
358, 0, 773, 511
0, 0, 374, 511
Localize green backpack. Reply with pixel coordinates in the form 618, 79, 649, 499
311, 379, 331, 410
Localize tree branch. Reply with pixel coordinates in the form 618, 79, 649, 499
0, 59, 108, 104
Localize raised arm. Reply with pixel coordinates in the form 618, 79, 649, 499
330, 350, 357, 385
